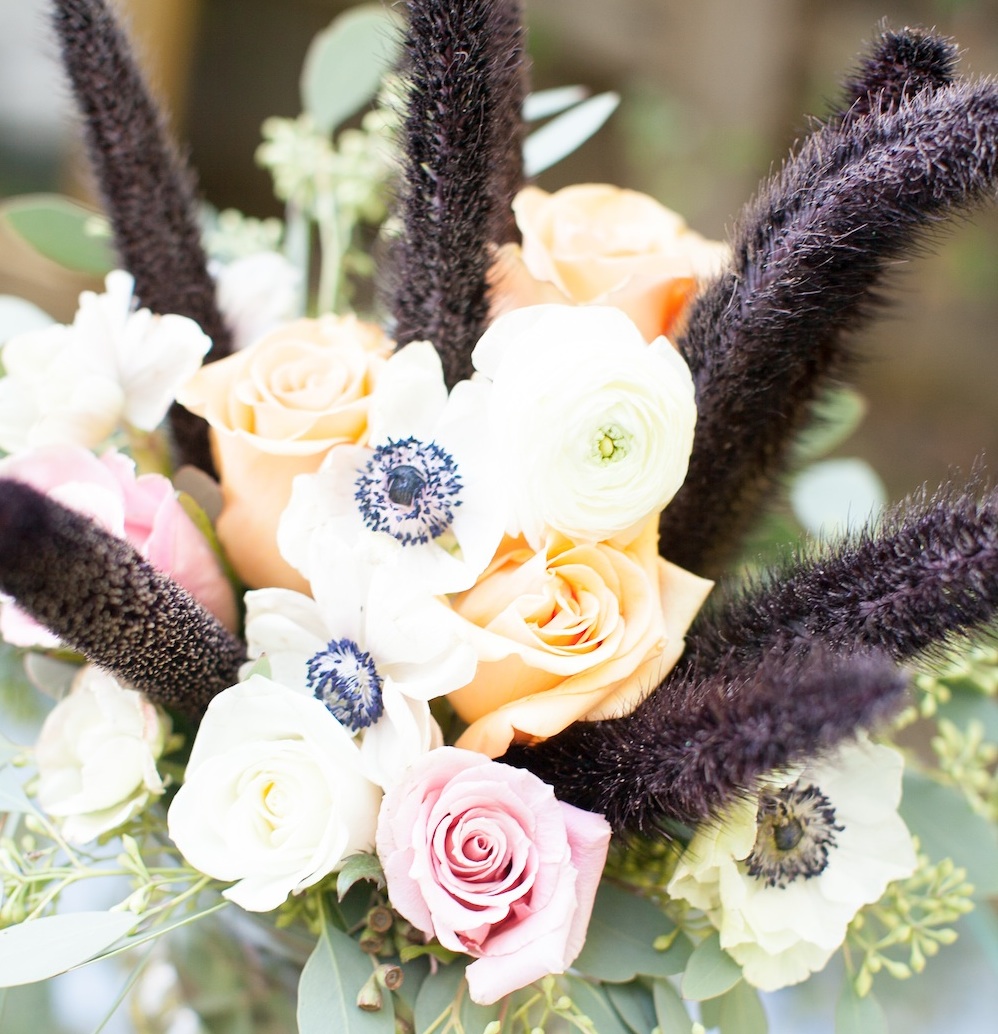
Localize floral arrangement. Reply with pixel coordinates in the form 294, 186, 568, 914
1, 3, 997, 1033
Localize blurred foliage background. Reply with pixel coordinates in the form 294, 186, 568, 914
3, 0, 998, 498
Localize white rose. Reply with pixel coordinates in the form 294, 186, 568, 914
472, 304, 696, 547
167, 675, 382, 912
35, 667, 170, 844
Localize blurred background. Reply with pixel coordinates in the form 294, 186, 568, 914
3, 0, 998, 502
1, 3, 998, 1032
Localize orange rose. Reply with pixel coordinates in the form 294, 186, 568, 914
177, 316, 392, 590
447, 517, 712, 758
490, 184, 729, 340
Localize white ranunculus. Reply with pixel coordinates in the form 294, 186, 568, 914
167, 675, 381, 912
213, 251, 301, 351
471, 304, 696, 547
667, 736, 917, 992
0, 271, 210, 452
35, 667, 170, 844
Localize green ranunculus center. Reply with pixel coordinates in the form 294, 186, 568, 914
591, 423, 631, 464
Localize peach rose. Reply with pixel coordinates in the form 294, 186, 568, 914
447, 518, 713, 758
490, 184, 729, 340
177, 316, 393, 590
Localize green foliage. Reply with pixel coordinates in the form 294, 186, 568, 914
680, 934, 743, 1002
0, 195, 114, 276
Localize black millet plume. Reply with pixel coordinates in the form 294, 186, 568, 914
503, 644, 907, 834
390, 0, 528, 387
830, 25, 958, 125
0, 480, 245, 717
50, 0, 232, 474
661, 77, 998, 577
680, 484, 998, 678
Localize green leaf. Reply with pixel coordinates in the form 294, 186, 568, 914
652, 979, 694, 1034
301, 5, 401, 134
937, 692, 998, 742
680, 933, 743, 1001
0, 912, 137, 986
0, 296, 53, 344
718, 981, 768, 1034
0, 195, 114, 276
336, 852, 385, 900
606, 981, 657, 1034
900, 771, 998, 896
458, 986, 501, 1033
574, 883, 691, 982
524, 92, 620, 176
412, 960, 469, 1034
564, 976, 630, 1034
835, 982, 887, 1034
297, 920, 394, 1034
790, 458, 887, 537
793, 387, 868, 463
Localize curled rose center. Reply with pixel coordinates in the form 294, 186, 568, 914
306, 637, 383, 730
745, 781, 843, 889
355, 437, 463, 545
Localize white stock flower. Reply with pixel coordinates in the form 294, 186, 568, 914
0, 271, 210, 452
167, 674, 381, 912
667, 736, 917, 992
278, 340, 506, 594
244, 536, 471, 788
35, 666, 170, 844
471, 304, 697, 547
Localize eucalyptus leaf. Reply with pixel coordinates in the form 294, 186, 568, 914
0, 195, 114, 276
574, 882, 690, 982
900, 771, 998, 896
297, 921, 394, 1034
790, 458, 887, 537
0, 912, 137, 987
718, 981, 768, 1034
834, 982, 887, 1034
459, 986, 501, 1033
412, 960, 469, 1034
793, 387, 868, 464
0, 296, 54, 344
524, 91, 620, 176
523, 85, 589, 122
652, 978, 694, 1034
301, 5, 400, 134
680, 933, 743, 1001
606, 980, 657, 1034
965, 905, 998, 973
564, 976, 630, 1034
336, 852, 385, 900
22, 653, 78, 701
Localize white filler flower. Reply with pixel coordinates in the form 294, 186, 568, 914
167, 675, 381, 912
35, 666, 170, 844
667, 736, 917, 991
471, 304, 696, 547
0, 271, 210, 451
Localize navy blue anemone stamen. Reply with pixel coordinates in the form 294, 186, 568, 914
307, 637, 384, 731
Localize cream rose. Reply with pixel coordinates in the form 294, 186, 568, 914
177, 315, 392, 590
472, 304, 697, 548
35, 666, 171, 844
490, 184, 729, 341
447, 519, 712, 758
167, 675, 382, 912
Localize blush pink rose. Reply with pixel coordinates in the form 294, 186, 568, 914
376, 747, 611, 1004
0, 444, 237, 646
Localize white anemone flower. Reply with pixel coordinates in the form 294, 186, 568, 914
667, 736, 917, 992
243, 536, 475, 788
471, 304, 696, 548
0, 271, 210, 452
278, 339, 506, 594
